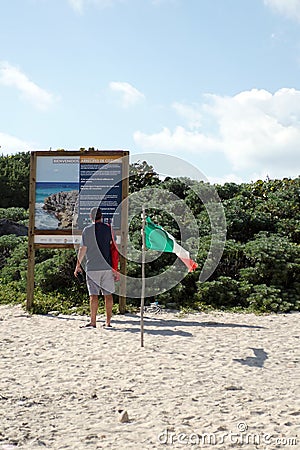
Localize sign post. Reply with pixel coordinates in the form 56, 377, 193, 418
26, 151, 37, 310
140, 206, 146, 347
119, 152, 129, 314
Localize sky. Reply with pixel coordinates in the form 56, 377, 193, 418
1, 0, 300, 184
36, 156, 80, 182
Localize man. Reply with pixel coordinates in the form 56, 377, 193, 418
74, 207, 117, 328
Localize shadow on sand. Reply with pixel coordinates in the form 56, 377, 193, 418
46, 312, 266, 338
233, 348, 269, 368
110, 314, 266, 337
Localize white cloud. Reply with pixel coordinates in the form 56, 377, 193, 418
264, 0, 300, 22
134, 126, 221, 153
0, 61, 57, 111
68, 0, 84, 13
134, 88, 300, 179
172, 102, 203, 129
109, 81, 145, 108
207, 173, 245, 186
0, 132, 33, 155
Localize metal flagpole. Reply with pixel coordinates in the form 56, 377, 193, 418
140, 206, 146, 347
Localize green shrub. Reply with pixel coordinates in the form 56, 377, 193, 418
195, 276, 249, 309
0, 236, 28, 278
0, 279, 27, 305
247, 284, 283, 313
0, 207, 29, 222
0, 170, 299, 315
0, 152, 30, 208
0, 234, 23, 252
34, 249, 85, 294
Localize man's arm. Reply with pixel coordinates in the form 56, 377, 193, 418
74, 245, 87, 277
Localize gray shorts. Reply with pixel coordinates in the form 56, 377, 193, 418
86, 270, 115, 296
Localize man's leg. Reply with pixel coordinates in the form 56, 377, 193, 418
90, 294, 99, 327
104, 294, 113, 326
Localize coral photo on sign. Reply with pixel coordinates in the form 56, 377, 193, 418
35, 155, 80, 230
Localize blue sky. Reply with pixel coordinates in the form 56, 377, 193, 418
1, 0, 300, 183
36, 156, 80, 182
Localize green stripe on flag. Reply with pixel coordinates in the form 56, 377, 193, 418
144, 217, 174, 252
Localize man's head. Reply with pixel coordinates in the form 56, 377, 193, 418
90, 207, 102, 222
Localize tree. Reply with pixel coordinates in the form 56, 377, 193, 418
0, 152, 30, 208
129, 160, 160, 193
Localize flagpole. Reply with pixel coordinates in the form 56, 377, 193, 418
140, 206, 146, 348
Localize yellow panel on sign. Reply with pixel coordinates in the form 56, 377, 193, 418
80, 155, 123, 164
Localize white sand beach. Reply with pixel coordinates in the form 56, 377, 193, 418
0, 305, 299, 449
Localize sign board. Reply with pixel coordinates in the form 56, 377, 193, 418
34, 152, 127, 238
27, 150, 129, 311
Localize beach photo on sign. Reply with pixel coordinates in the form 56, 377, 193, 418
35, 181, 79, 229
35, 156, 80, 230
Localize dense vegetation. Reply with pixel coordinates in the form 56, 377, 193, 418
0, 152, 30, 209
0, 152, 299, 314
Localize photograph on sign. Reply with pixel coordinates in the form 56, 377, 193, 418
36, 156, 79, 230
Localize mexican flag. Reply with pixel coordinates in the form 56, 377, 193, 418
144, 217, 198, 272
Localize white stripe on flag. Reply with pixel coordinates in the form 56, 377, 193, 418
173, 241, 191, 260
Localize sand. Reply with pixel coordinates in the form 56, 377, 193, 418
0, 304, 299, 449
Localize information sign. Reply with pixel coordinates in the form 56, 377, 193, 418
27, 150, 129, 311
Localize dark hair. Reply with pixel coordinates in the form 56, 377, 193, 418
90, 207, 102, 221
